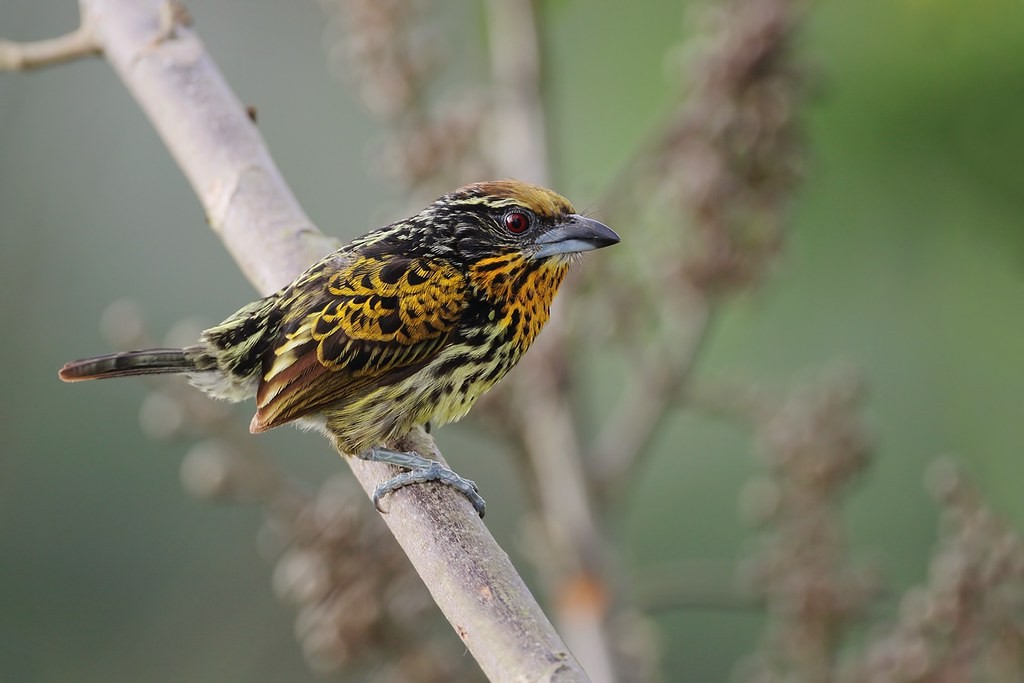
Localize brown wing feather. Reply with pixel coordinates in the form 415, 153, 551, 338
250, 256, 466, 432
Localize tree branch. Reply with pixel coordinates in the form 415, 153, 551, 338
15, 1, 586, 679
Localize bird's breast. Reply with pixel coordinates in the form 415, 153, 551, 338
467, 253, 569, 353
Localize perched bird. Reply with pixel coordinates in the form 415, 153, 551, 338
59, 180, 619, 516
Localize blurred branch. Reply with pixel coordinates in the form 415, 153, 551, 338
0, 22, 99, 70
504, 331, 619, 683
19, 0, 586, 679
592, 292, 714, 500
484, 0, 549, 186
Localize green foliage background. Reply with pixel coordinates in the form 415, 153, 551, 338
1, 0, 1022, 680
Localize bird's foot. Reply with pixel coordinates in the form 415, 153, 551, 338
358, 446, 486, 517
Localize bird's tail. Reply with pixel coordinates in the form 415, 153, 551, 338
58, 347, 200, 382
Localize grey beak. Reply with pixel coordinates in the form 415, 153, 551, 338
532, 214, 620, 260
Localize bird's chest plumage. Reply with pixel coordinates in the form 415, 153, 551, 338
409, 255, 569, 426
467, 253, 568, 352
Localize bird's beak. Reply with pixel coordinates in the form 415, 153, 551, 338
532, 214, 620, 260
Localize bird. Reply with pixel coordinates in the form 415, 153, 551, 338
59, 180, 620, 516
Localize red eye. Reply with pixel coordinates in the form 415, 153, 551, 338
504, 211, 530, 234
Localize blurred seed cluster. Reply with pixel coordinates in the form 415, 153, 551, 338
320, 0, 490, 194
733, 371, 879, 682
101, 299, 479, 682
692, 366, 1024, 683
659, 0, 802, 292
604, 0, 804, 300
839, 460, 1024, 683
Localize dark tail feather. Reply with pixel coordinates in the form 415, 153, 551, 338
58, 348, 197, 382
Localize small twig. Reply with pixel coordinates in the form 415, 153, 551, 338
0, 22, 100, 70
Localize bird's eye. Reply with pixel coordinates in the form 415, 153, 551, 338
503, 211, 530, 234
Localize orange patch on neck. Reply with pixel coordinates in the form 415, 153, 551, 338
469, 254, 569, 350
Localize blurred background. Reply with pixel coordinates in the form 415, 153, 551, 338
2, 0, 1023, 681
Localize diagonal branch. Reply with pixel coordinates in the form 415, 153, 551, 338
6, 1, 587, 679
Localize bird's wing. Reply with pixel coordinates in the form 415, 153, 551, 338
250, 256, 467, 432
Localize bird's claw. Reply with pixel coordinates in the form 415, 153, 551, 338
361, 447, 486, 517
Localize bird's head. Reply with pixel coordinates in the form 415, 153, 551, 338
423, 180, 620, 265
